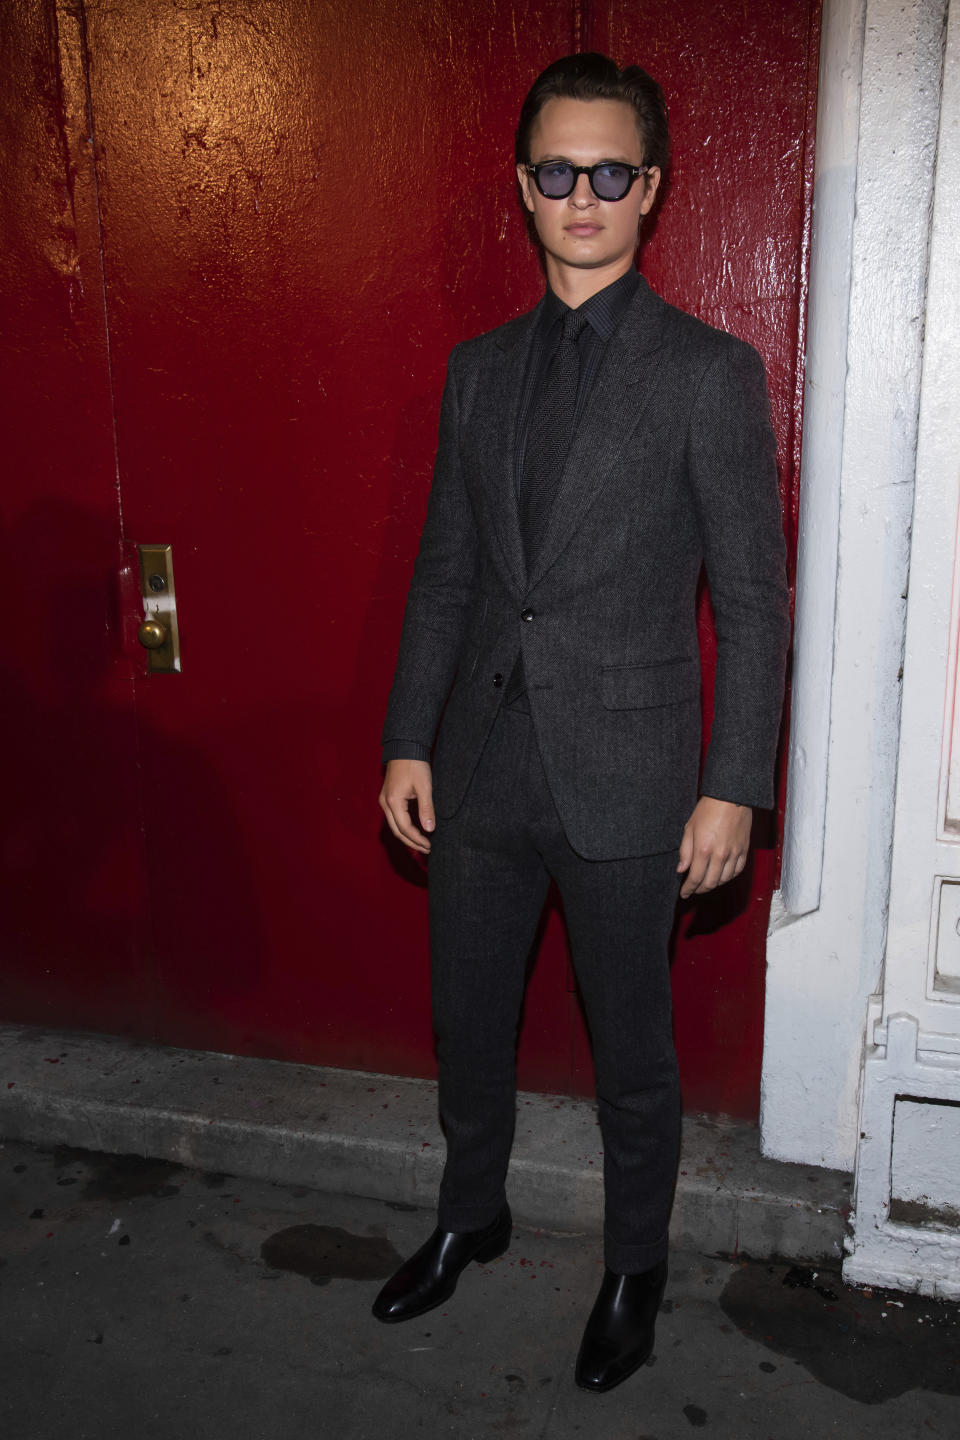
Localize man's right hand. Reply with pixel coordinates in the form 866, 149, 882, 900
379, 759, 435, 854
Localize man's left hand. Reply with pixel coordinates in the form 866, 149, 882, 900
677, 796, 752, 898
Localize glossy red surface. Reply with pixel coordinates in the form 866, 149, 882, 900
0, 3, 153, 1034
1, 0, 818, 1118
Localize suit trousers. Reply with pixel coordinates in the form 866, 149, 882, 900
429, 699, 682, 1274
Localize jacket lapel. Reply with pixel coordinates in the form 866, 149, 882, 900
475, 302, 542, 595
527, 278, 667, 591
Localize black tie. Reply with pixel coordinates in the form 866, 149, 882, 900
520, 306, 590, 565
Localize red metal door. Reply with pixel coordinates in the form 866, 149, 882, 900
1, 0, 817, 1118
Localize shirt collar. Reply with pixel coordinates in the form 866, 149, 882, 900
542, 267, 640, 340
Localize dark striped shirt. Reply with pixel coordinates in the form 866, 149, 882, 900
515, 266, 640, 497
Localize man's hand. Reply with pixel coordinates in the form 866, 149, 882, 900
379, 759, 435, 855
676, 796, 752, 899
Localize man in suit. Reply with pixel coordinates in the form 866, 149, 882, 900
374, 53, 790, 1392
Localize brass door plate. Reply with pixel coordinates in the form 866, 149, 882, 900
137, 544, 181, 673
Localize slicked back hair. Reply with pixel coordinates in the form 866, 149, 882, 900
515, 52, 670, 176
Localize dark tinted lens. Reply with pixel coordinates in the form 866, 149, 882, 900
592, 164, 631, 200
536, 163, 575, 197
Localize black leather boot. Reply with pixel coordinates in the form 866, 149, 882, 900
371, 1205, 512, 1323
574, 1258, 668, 1392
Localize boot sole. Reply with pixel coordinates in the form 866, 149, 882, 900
574, 1335, 656, 1392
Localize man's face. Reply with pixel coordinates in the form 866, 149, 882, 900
517, 97, 660, 285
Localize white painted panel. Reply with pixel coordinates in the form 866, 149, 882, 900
934, 879, 960, 986
891, 1097, 960, 1213
944, 522, 960, 832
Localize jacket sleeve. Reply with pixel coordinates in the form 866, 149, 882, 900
686, 339, 791, 809
381, 346, 480, 756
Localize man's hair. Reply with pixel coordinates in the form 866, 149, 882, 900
515, 52, 670, 175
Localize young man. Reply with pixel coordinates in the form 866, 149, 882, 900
374, 53, 789, 1392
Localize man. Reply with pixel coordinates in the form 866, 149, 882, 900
374, 53, 789, 1393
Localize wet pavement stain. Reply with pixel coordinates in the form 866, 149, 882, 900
683, 1404, 708, 1426
720, 1261, 960, 1403
260, 1224, 401, 1285
52, 1145, 183, 1201
782, 1263, 838, 1301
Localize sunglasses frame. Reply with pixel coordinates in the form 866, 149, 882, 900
525, 160, 651, 202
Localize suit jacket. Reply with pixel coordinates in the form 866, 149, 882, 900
383, 275, 790, 860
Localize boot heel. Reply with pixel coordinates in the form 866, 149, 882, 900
475, 1217, 511, 1263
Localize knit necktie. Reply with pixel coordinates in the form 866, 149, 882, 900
520, 306, 590, 565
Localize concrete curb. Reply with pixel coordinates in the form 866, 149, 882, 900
0, 1023, 850, 1260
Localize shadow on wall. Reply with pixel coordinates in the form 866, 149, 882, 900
0, 498, 269, 1047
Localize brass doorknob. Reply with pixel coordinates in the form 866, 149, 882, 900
138, 618, 168, 650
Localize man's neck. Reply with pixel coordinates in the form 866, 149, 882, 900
544, 255, 637, 309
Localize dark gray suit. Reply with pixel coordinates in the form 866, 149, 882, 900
385, 276, 789, 857
383, 275, 790, 1271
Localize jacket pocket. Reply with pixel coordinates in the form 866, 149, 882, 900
600, 657, 700, 710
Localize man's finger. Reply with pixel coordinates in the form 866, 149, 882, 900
684, 859, 713, 896
679, 846, 709, 897
379, 789, 432, 854
416, 784, 436, 834
692, 847, 747, 894
378, 793, 408, 845
703, 853, 729, 893
393, 801, 432, 853
720, 852, 746, 887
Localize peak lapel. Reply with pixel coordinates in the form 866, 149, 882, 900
528, 279, 667, 591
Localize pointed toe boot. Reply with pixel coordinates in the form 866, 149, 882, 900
371, 1205, 512, 1323
574, 1259, 668, 1392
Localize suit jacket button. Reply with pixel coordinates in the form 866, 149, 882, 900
493, 673, 504, 687
520, 608, 534, 622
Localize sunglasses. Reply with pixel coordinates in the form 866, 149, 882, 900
525, 160, 651, 202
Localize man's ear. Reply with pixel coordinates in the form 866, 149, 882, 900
516, 163, 536, 213
639, 166, 661, 216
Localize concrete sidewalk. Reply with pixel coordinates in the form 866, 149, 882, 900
0, 1023, 849, 1262
2, 1135, 958, 1440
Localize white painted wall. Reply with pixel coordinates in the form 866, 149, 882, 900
844, 0, 960, 1292
762, 0, 948, 1171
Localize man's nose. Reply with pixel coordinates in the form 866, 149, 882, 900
568, 172, 597, 206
